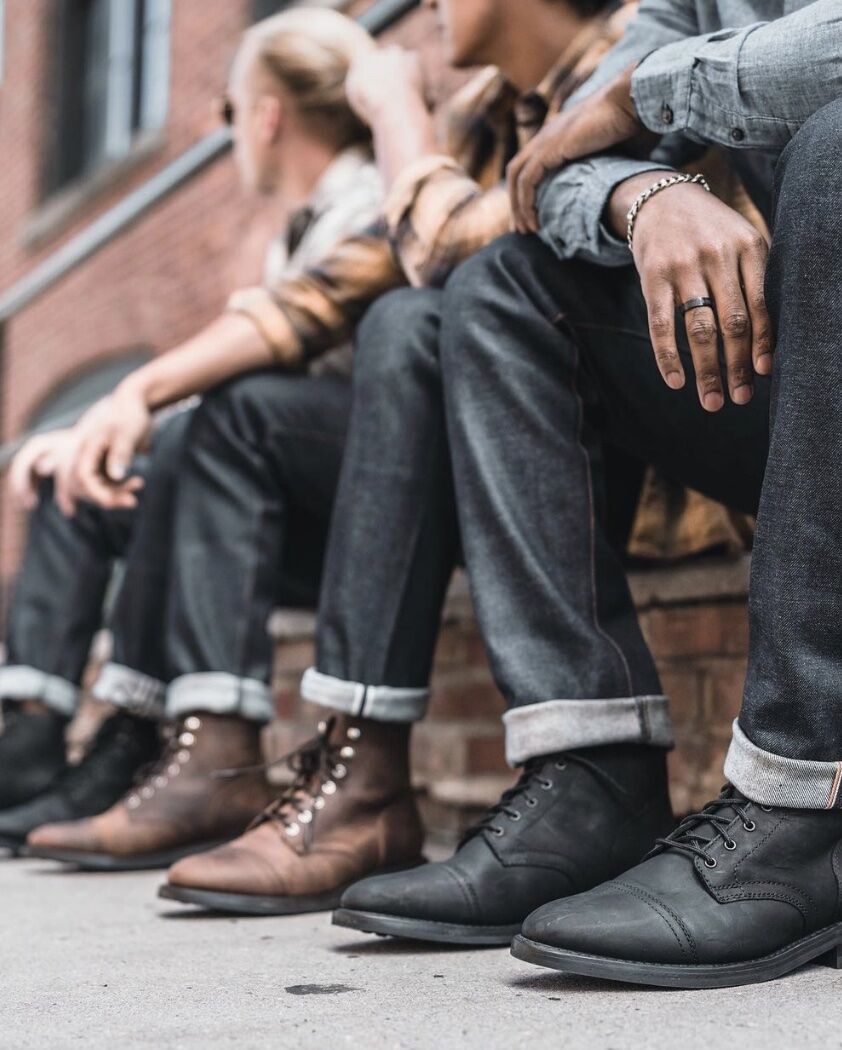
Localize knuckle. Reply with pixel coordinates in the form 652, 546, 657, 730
688, 319, 717, 343
654, 348, 679, 367
650, 314, 673, 337
728, 364, 753, 385
698, 370, 722, 392
722, 312, 749, 337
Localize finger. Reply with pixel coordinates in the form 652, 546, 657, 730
678, 290, 723, 412
54, 459, 78, 518
642, 277, 685, 391
8, 446, 38, 508
506, 150, 530, 233
708, 264, 754, 405
74, 433, 116, 508
740, 237, 772, 375
105, 433, 136, 483
515, 156, 548, 235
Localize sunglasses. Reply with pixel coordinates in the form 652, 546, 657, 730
215, 95, 236, 127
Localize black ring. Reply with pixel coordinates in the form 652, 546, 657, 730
680, 296, 715, 315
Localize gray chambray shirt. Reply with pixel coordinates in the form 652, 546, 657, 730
537, 0, 842, 267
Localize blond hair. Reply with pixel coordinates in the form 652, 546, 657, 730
244, 7, 375, 151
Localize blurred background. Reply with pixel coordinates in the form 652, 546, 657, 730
0, 0, 751, 840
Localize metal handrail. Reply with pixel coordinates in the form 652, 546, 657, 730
0, 0, 420, 325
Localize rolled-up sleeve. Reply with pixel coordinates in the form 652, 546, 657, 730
385, 155, 510, 288
631, 0, 842, 149
229, 224, 406, 365
537, 0, 700, 263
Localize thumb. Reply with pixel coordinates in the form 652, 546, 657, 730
105, 433, 137, 483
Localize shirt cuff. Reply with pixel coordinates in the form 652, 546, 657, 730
537, 156, 673, 267
226, 287, 302, 367
383, 154, 462, 235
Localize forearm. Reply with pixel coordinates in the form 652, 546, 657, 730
117, 312, 279, 410
370, 96, 438, 191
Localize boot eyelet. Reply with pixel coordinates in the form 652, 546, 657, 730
743, 820, 756, 832
127, 795, 141, 810
340, 746, 355, 760
179, 732, 196, 747
154, 776, 168, 789
724, 840, 737, 851
332, 764, 347, 779
286, 823, 301, 837
704, 857, 718, 868
299, 811, 313, 824
168, 764, 181, 777
554, 761, 567, 771
317, 721, 327, 734
540, 779, 553, 790
760, 805, 773, 813
177, 750, 191, 764
322, 781, 337, 795
313, 797, 326, 810
184, 716, 201, 731
140, 786, 154, 800
508, 812, 522, 822
526, 798, 538, 808
491, 826, 505, 837
346, 727, 361, 741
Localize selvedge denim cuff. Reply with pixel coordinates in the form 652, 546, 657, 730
0, 665, 79, 718
166, 673, 273, 724
301, 667, 429, 723
725, 720, 842, 810
503, 694, 674, 766
92, 662, 167, 719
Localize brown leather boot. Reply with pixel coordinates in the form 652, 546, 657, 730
159, 715, 424, 914
26, 713, 272, 870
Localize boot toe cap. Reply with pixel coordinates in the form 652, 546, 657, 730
340, 861, 477, 924
26, 818, 99, 852
521, 882, 692, 965
168, 843, 280, 896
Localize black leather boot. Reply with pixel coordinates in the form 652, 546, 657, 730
0, 710, 160, 853
0, 702, 67, 815
333, 744, 674, 945
513, 785, 842, 988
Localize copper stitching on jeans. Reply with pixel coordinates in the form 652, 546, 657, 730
826, 763, 842, 810
557, 312, 636, 700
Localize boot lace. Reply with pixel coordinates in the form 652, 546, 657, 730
245, 717, 358, 839
125, 715, 202, 810
650, 785, 770, 868
460, 754, 570, 846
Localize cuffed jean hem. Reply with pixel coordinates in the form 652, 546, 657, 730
0, 665, 79, 718
166, 673, 273, 724
725, 719, 842, 810
92, 662, 167, 719
503, 694, 674, 765
301, 667, 429, 723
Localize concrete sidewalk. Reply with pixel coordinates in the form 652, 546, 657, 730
2, 855, 841, 1050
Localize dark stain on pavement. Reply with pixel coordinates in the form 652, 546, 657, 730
284, 983, 361, 996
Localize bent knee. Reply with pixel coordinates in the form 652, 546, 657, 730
353, 288, 442, 388
778, 99, 842, 190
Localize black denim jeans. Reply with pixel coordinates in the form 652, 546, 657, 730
440, 101, 842, 801
1, 410, 193, 717
2, 373, 349, 722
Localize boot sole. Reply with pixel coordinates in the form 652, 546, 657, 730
332, 908, 520, 946
511, 923, 842, 989
159, 862, 425, 917
23, 839, 229, 872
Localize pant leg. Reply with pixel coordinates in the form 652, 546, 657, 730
302, 288, 461, 723
723, 99, 842, 808
165, 371, 350, 724
93, 409, 194, 718
440, 234, 770, 764
1, 481, 134, 717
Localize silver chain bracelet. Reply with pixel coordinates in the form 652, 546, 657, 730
626, 173, 711, 252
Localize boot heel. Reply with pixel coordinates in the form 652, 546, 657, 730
817, 944, 842, 969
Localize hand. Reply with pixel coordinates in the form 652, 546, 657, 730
7, 429, 73, 510
508, 64, 643, 233
346, 46, 426, 127
53, 389, 150, 516
612, 173, 772, 411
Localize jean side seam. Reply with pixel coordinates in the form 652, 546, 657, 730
562, 312, 635, 699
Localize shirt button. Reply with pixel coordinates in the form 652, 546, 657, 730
660, 103, 674, 125
731, 127, 745, 142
